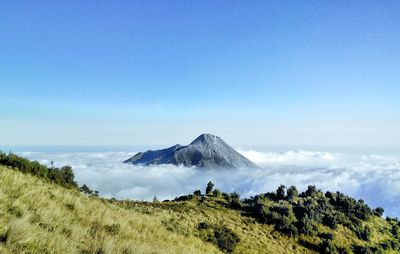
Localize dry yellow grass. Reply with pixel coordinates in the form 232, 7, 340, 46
0, 165, 397, 254
0, 166, 220, 254
0, 165, 314, 254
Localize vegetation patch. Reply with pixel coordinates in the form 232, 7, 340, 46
197, 222, 240, 253
0, 152, 78, 189
1, 153, 400, 254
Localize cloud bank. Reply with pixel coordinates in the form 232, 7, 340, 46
19, 149, 400, 217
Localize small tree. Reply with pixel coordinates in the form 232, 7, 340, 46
80, 184, 92, 195
373, 207, 384, 217
60, 166, 77, 188
304, 185, 318, 197
194, 190, 201, 196
287, 186, 298, 201
276, 185, 286, 200
206, 181, 215, 195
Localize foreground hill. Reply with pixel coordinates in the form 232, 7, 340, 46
0, 164, 312, 254
0, 152, 399, 254
0, 164, 220, 254
124, 133, 259, 169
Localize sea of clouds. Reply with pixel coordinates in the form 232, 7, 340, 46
19, 148, 400, 217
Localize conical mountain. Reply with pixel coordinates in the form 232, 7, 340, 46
124, 134, 259, 169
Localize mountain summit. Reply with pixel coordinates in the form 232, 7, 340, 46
124, 134, 259, 169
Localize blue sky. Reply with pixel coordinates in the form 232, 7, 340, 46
1, 1, 399, 146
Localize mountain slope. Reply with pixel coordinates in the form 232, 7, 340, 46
0, 165, 220, 254
124, 134, 259, 169
0, 154, 399, 254
0, 165, 314, 254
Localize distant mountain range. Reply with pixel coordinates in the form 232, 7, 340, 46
124, 133, 259, 169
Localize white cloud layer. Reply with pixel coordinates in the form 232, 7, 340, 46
19, 149, 400, 217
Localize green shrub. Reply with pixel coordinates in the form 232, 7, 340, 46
302, 185, 319, 198
229, 192, 242, 209
322, 213, 338, 229
287, 186, 298, 201
0, 152, 78, 189
213, 226, 240, 253
213, 188, 222, 197
197, 222, 211, 230
197, 223, 240, 253
319, 239, 338, 254
297, 217, 318, 236
373, 207, 384, 217
276, 185, 286, 200
358, 225, 372, 241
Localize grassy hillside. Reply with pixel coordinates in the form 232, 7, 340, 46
0, 165, 220, 254
0, 153, 399, 254
0, 165, 311, 254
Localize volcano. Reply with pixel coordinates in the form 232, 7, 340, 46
124, 134, 259, 169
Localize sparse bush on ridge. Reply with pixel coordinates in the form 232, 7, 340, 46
213, 188, 222, 197
193, 189, 201, 196
0, 151, 78, 189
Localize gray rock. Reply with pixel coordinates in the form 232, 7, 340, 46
124, 134, 259, 169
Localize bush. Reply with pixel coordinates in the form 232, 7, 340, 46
229, 197, 242, 209
373, 207, 384, 217
0, 152, 78, 189
358, 226, 372, 241
276, 185, 286, 200
302, 185, 320, 198
319, 239, 338, 254
213, 226, 240, 253
222, 192, 231, 202
297, 217, 318, 236
213, 189, 222, 197
229, 192, 242, 209
252, 203, 269, 223
287, 186, 298, 201
275, 216, 298, 237
197, 222, 211, 230
354, 200, 372, 220
197, 223, 240, 253
323, 213, 338, 229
